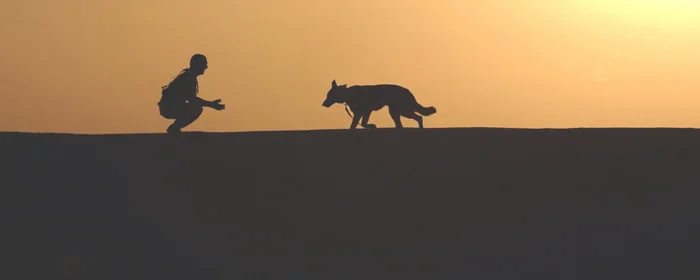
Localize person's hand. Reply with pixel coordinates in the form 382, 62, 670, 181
211, 99, 225, 111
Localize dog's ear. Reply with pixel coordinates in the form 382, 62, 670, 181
340, 84, 347, 88
332, 80, 337, 88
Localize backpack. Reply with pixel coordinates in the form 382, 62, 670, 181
158, 69, 187, 105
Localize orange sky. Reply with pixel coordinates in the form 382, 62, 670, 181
2, 0, 700, 133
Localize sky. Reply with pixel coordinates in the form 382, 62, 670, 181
1, 0, 700, 133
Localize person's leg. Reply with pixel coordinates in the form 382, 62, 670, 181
167, 104, 204, 134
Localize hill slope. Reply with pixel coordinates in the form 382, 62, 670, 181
5, 128, 700, 279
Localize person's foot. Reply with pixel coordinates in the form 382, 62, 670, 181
166, 125, 182, 135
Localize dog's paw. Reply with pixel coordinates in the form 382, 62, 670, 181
363, 124, 377, 129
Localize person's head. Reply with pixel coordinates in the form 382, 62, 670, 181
189, 54, 208, 75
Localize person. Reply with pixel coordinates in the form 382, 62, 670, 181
158, 53, 225, 134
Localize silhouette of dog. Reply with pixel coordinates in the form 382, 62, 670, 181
322, 80, 437, 129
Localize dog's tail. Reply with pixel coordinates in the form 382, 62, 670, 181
415, 101, 437, 116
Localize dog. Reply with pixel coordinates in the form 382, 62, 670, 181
322, 80, 437, 129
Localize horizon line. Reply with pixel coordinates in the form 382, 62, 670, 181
2, 126, 700, 136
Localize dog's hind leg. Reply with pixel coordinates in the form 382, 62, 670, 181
402, 111, 423, 128
389, 108, 403, 128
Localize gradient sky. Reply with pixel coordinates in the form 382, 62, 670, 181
2, 0, 700, 133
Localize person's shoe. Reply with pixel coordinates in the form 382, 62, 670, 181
166, 125, 182, 135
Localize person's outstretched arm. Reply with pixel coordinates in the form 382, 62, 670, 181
192, 97, 225, 110
181, 83, 224, 110
192, 96, 212, 107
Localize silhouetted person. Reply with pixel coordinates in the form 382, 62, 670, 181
158, 54, 225, 134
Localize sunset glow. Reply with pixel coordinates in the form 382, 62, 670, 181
578, 0, 700, 29
1, 0, 700, 133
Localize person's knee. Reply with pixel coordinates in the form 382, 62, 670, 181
192, 105, 203, 116
182, 104, 203, 120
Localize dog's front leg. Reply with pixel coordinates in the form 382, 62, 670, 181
350, 113, 362, 129
361, 112, 376, 129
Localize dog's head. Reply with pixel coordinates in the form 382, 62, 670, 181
322, 80, 348, 107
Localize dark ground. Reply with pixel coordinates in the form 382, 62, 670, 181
4, 128, 700, 279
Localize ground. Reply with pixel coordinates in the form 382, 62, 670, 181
4, 128, 699, 279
